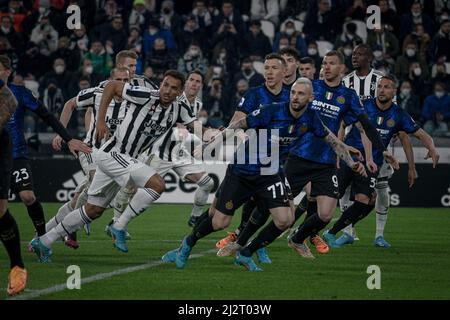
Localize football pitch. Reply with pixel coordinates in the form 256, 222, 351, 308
1, 203, 449, 300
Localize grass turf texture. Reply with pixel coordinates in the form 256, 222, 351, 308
1, 203, 449, 300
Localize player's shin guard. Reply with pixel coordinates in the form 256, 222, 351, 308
40, 206, 92, 248
45, 201, 74, 232
75, 187, 88, 209
241, 222, 284, 257
26, 200, 46, 236
237, 208, 271, 247
113, 188, 161, 230
375, 182, 390, 238
236, 199, 257, 235
190, 174, 214, 218
329, 201, 372, 235
291, 213, 328, 244
0, 210, 24, 268
305, 200, 318, 237
112, 186, 136, 221
293, 196, 308, 225
186, 215, 215, 247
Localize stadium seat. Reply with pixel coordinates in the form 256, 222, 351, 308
260, 20, 275, 44
253, 61, 265, 75
316, 40, 334, 57
345, 20, 368, 43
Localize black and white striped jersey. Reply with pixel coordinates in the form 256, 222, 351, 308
342, 68, 385, 101
75, 81, 128, 149
101, 83, 197, 159
131, 75, 159, 90
150, 92, 203, 162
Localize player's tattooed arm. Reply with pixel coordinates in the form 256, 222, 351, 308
355, 121, 377, 173
0, 84, 18, 131
323, 127, 367, 177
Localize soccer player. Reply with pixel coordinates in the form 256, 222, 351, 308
30, 70, 210, 262
299, 57, 317, 81
341, 44, 416, 247
215, 54, 290, 263
323, 75, 440, 246
48, 67, 132, 248
162, 77, 366, 271
279, 47, 300, 89
4, 54, 90, 241
284, 51, 397, 259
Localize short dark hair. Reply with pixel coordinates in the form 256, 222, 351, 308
187, 69, 204, 82
163, 69, 186, 88
265, 53, 287, 67
0, 55, 11, 70
324, 50, 345, 64
279, 47, 301, 62
299, 57, 315, 65
380, 74, 398, 88
79, 76, 90, 83
354, 43, 373, 57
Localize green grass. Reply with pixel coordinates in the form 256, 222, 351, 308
1, 203, 449, 300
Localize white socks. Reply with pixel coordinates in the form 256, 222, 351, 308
112, 186, 136, 221
41, 206, 92, 248
190, 174, 214, 218
375, 183, 390, 238
45, 201, 73, 232
113, 188, 160, 230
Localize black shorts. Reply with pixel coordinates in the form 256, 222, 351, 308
284, 154, 339, 199
337, 164, 378, 200
216, 168, 289, 216
10, 158, 34, 194
0, 130, 13, 199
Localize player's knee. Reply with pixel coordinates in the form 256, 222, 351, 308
84, 203, 105, 219
0, 200, 8, 216
212, 213, 231, 230
354, 193, 369, 204
19, 191, 36, 206
145, 174, 165, 194
274, 216, 292, 230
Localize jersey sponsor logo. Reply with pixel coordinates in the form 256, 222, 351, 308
143, 120, 168, 134
337, 96, 345, 104
387, 119, 395, 127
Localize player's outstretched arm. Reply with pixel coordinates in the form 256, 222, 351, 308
0, 82, 18, 131
97, 80, 125, 141
355, 122, 377, 173
52, 97, 77, 150
398, 131, 417, 188
413, 128, 440, 168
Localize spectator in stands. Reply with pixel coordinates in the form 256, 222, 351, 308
145, 37, 177, 82
143, 18, 176, 58
197, 108, 213, 128
143, 65, 159, 85
0, 36, 18, 70
345, 0, 367, 21
303, 0, 342, 42
0, 0, 29, 33
48, 0, 70, 37
395, 42, 429, 81
178, 42, 208, 75
421, 82, 450, 136
94, 0, 119, 27
98, 14, 128, 55
367, 24, 399, 62
335, 22, 363, 50
407, 61, 431, 101
232, 58, 264, 90
41, 58, 73, 100
82, 39, 113, 77
69, 58, 104, 97
398, 79, 421, 121
306, 41, 322, 73
341, 42, 354, 72
42, 80, 65, 120
128, 0, 150, 31
18, 42, 51, 79
51, 36, 81, 72
429, 18, 450, 62
400, 1, 435, 42
250, 0, 280, 26
403, 23, 431, 62
379, 0, 400, 34
159, 0, 183, 43
178, 14, 206, 55
191, 0, 213, 31
212, 0, 245, 36
242, 20, 272, 62
432, 62, 450, 90
230, 78, 249, 113
69, 24, 89, 55
0, 15, 23, 52
273, 18, 307, 56
210, 39, 239, 82
203, 77, 230, 127
126, 26, 143, 55
299, 57, 317, 80
204, 64, 226, 88
30, 11, 59, 57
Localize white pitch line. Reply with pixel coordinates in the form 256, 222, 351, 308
8, 248, 217, 300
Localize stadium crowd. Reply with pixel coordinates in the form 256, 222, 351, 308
1, 0, 449, 137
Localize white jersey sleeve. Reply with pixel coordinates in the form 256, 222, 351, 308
121, 83, 158, 106
178, 101, 197, 125
75, 88, 96, 109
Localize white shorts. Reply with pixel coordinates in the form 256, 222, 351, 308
78, 150, 97, 175
87, 150, 157, 208
142, 151, 204, 181
378, 162, 394, 180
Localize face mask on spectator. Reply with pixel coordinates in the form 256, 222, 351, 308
441, 15, 449, 22
198, 116, 208, 125
84, 66, 93, 74
400, 88, 411, 97
54, 65, 65, 74
285, 28, 295, 36
213, 67, 222, 75
435, 90, 445, 98
149, 27, 158, 35
412, 12, 421, 18
308, 48, 317, 56
219, 52, 226, 60
189, 48, 200, 57
344, 48, 352, 56
1, 26, 10, 34
406, 48, 416, 57
243, 68, 253, 76
373, 50, 383, 59
413, 67, 422, 76
279, 45, 288, 49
